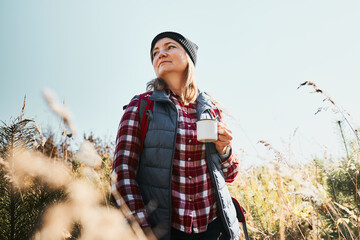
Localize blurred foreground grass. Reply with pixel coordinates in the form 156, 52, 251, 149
1, 84, 360, 239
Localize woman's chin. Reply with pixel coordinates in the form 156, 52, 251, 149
157, 70, 172, 79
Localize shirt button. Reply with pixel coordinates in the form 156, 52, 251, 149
189, 139, 192, 143
188, 124, 191, 128
185, 111, 188, 114
188, 176, 192, 180
189, 198, 193, 202
188, 157, 191, 161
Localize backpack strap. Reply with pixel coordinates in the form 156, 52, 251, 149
137, 92, 154, 154
123, 95, 140, 110
232, 197, 250, 240
231, 197, 246, 222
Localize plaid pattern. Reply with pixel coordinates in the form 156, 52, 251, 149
111, 97, 149, 226
111, 89, 239, 233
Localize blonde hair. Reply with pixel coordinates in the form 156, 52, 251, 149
146, 53, 198, 105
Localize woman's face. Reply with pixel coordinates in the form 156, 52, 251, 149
152, 37, 188, 83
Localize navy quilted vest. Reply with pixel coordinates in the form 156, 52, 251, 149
135, 89, 241, 240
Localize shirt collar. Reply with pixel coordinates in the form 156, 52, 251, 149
165, 88, 198, 108
165, 88, 182, 102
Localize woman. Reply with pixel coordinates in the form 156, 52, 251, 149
112, 31, 241, 240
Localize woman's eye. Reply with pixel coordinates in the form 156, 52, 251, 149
153, 46, 175, 57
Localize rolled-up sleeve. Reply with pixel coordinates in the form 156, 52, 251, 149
219, 147, 239, 183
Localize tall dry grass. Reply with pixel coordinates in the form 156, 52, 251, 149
0, 91, 154, 240
230, 81, 360, 239
1, 82, 360, 239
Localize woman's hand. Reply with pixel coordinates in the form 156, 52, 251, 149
214, 122, 233, 155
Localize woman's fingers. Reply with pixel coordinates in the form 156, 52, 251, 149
214, 122, 233, 154
214, 141, 228, 149
214, 141, 230, 155
217, 134, 232, 142
217, 124, 233, 140
217, 122, 230, 130
218, 128, 232, 135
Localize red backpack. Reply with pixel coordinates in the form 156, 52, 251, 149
123, 92, 249, 239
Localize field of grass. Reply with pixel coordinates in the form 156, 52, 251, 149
1, 82, 359, 240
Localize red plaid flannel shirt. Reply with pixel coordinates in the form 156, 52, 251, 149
111, 90, 239, 233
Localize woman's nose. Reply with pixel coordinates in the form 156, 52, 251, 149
158, 49, 168, 58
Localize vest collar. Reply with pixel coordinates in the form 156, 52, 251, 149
196, 89, 216, 119
149, 89, 172, 102
149, 88, 216, 118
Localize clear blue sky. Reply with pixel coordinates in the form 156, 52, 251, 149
1, 0, 359, 166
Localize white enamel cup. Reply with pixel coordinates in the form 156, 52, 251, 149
196, 119, 218, 142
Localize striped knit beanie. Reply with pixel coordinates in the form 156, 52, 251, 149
150, 31, 199, 66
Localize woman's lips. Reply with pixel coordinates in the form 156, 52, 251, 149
159, 61, 170, 67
